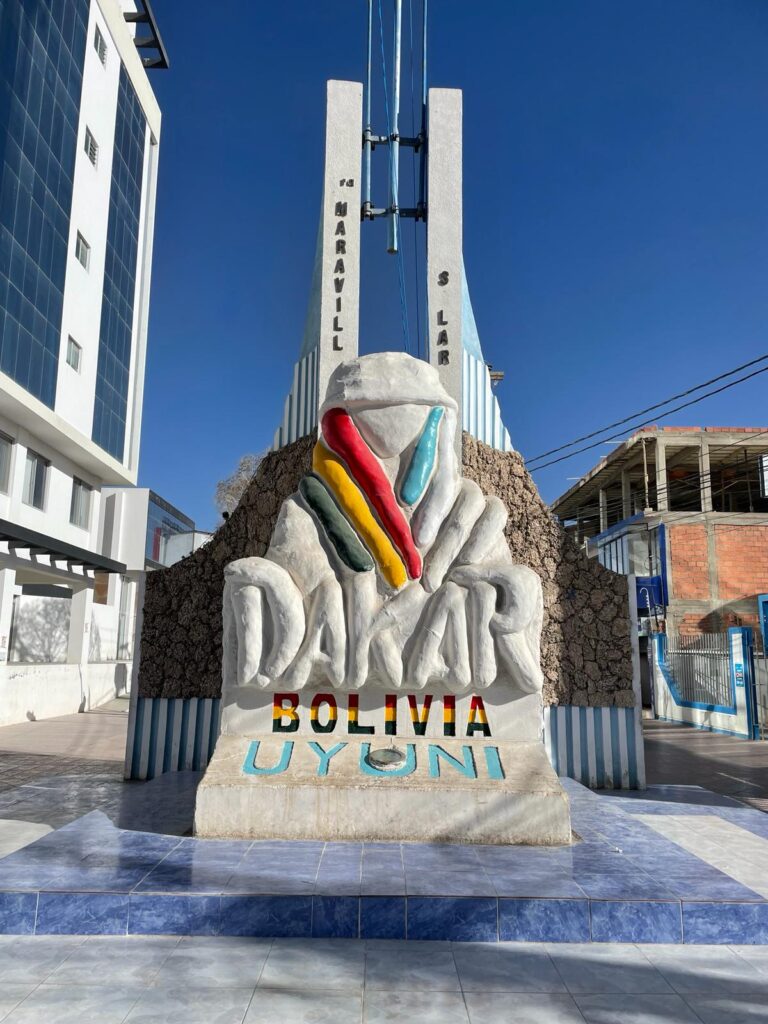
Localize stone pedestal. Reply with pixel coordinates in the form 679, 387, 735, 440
194, 735, 571, 845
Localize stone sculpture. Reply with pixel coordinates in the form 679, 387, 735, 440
222, 352, 544, 699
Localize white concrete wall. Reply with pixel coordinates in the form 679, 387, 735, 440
100, 487, 149, 569
55, 0, 122, 439
0, 412, 103, 553
0, 662, 129, 727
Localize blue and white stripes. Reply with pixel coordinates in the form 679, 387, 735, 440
543, 705, 645, 790
272, 349, 319, 449
462, 350, 514, 453
459, 260, 514, 453
126, 696, 645, 790
124, 696, 221, 781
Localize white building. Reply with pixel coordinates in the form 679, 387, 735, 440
0, 0, 169, 725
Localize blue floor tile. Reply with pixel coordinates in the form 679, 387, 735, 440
361, 896, 406, 939
407, 896, 497, 942
0, 893, 36, 934
36, 892, 129, 935
683, 902, 768, 944
499, 898, 590, 942
219, 895, 312, 938
312, 896, 359, 938
128, 894, 221, 935
590, 901, 682, 943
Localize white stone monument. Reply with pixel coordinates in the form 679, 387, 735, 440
195, 352, 570, 844
195, 50, 571, 843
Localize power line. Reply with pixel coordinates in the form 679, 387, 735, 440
528, 352, 768, 464
527, 363, 768, 472
527, 351, 768, 464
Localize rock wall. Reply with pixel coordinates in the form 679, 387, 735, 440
138, 433, 634, 706
462, 435, 634, 707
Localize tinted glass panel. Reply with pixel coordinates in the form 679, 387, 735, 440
0, 434, 11, 491
69, 475, 90, 527
0, 0, 89, 407
22, 450, 46, 508
145, 497, 193, 566
91, 65, 145, 462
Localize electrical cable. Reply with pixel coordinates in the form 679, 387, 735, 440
407, 0, 423, 359
377, 0, 411, 354
526, 353, 768, 465
527, 364, 768, 472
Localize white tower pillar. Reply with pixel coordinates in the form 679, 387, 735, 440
316, 80, 363, 403
426, 88, 463, 458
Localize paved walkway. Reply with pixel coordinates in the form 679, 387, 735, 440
0, 935, 763, 1022
643, 720, 768, 812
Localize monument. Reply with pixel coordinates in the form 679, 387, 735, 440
193, 4, 573, 843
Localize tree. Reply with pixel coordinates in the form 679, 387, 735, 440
214, 452, 265, 518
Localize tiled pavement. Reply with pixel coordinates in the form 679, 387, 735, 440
644, 720, 768, 813
0, 778, 766, 941
0, 935, 764, 1022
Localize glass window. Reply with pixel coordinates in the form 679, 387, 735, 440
84, 127, 98, 166
91, 67, 147, 461
0, 0, 90, 408
22, 451, 48, 510
0, 435, 12, 493
70, 477, 91, 529
75, 232, 90, 269
66, 336, 81, 372
145, 497, 194, 566
94, 25, 108, 66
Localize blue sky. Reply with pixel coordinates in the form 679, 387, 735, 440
139, 0, 768, 530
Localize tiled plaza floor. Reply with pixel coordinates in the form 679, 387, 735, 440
0, 935, 764, 1022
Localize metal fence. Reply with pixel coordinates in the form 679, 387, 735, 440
663, 631, 733, 708
755, 650, 768, 739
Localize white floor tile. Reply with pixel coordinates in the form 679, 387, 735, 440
464, 991, 585, 1023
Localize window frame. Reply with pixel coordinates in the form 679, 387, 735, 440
22, 450, 48, 511
0, 434, 13, 495
94, 24, 107, 66
69, 476, 91, 530
83, 127, 98, 167
66, 336, 81, 373
75, 232, 90, 270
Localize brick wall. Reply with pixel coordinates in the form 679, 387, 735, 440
715, 526, 768, 601
669, 524, 710, 600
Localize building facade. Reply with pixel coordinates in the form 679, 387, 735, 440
552, 426, 768, 709
0, 0, 167, 725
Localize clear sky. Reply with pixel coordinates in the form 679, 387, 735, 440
139, 0, 768, 530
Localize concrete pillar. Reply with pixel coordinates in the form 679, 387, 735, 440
621, 470, 632, 520
0, 567, 16, 663
314, 80, 363, 407
699, 440, 713, 512
427, 88, 463, 458
599, 489, 608, 533
67, 586, 93, 665
655, 439, 668, 512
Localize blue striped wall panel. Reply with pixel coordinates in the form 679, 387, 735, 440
126, 698, 644, 790
543, 705, 644, 790
462, 351, 514, 453
273, 349, 319, 450
125, 697, 222, 781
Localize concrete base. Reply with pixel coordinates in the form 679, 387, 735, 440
194, 735, 571, 845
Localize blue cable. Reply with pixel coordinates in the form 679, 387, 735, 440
407, 0, 423, 360
378, 0, 411, 355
